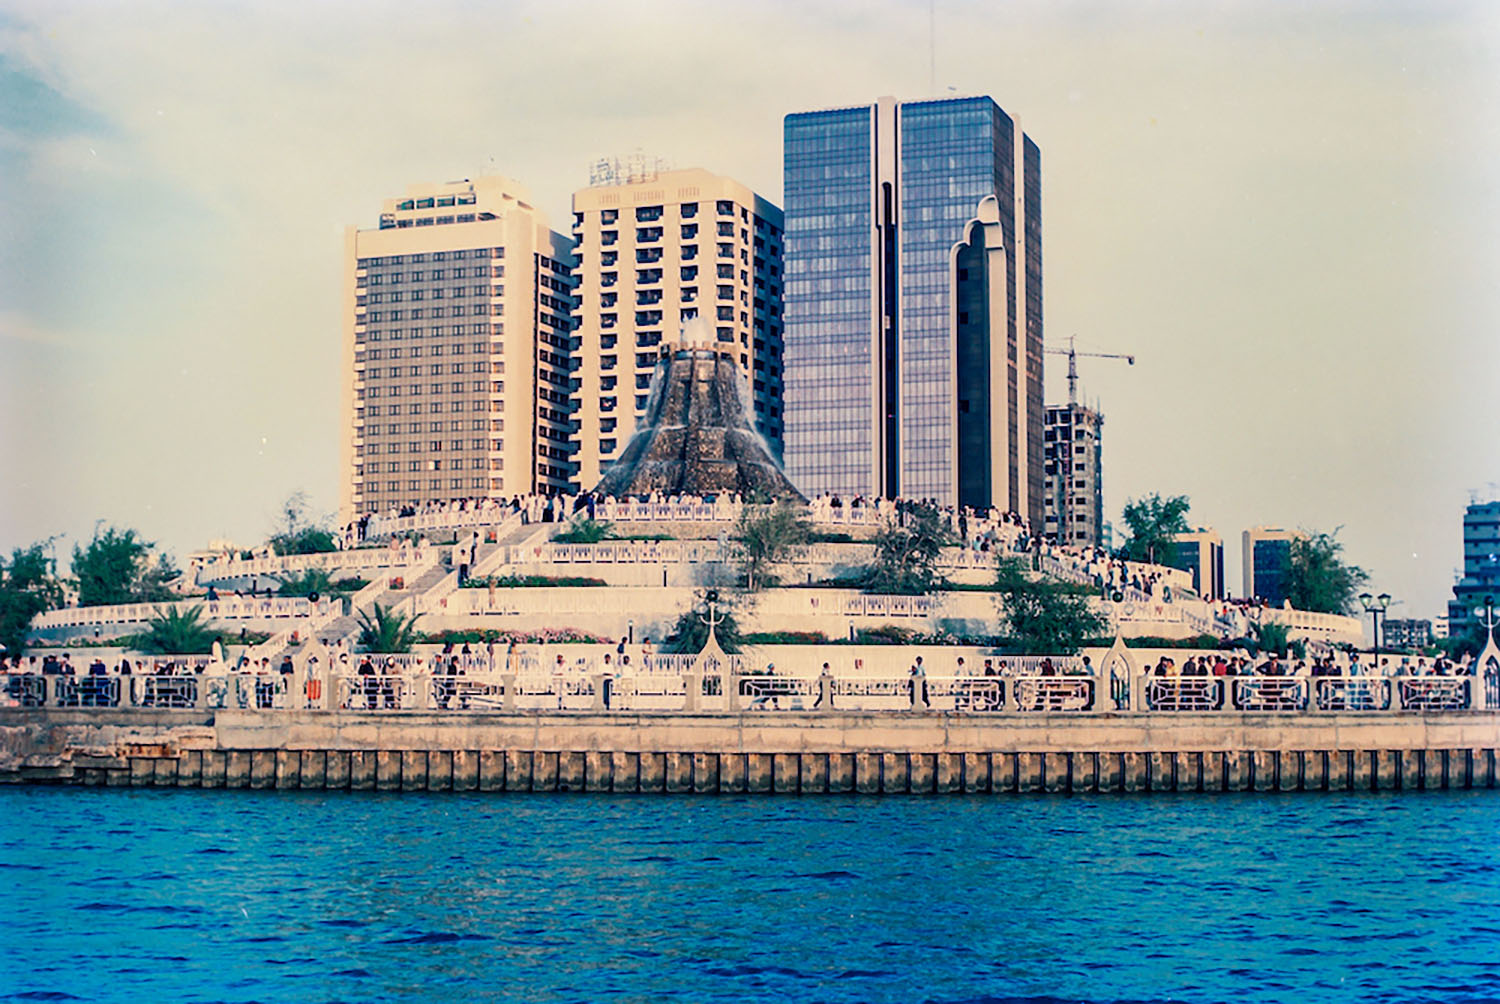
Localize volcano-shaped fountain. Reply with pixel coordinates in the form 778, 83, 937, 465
592, 344, 804, 500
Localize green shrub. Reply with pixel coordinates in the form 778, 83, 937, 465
553, 519, 614, 544
463, 574, 607, 589
740, 631, 830, 645
416, 628, 611, 646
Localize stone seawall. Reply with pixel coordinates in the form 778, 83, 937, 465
2, 709, 1497, 794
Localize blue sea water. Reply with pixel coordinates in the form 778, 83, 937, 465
1, 787, 1497, 1004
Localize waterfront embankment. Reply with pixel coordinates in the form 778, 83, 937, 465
2, 707, 1496, 793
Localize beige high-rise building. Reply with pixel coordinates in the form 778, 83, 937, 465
341, 176, 575, 519
570, 166, 784, 491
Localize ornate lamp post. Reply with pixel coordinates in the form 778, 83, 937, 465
1474, 594, 1497, 638
1359, 592, 1392, 671
1473, 595, 1498, 710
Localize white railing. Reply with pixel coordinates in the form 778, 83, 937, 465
1314, 677, 1392, 711
429, 674, 508, 711
740, 675, 816, 710
526, 538, 1003, 575
243, 600, 344, 663
335, 674, 419, 710
1397, 678, 1470, 711
1146, 677, 1224, 711
1231, 677, 1308, 711
612, 674, 689, 712
1010, 676, 1096, 712
9, 664, 1492, 715
810, 506, 883, 527
196, 546, 437, 585
1250, 606, 1366, 642
930, 677, 1007, 712
365, 508, 522, 542
32, 597, 337, 631
1038, 555, 1096, 587
594, 500, 739, 523
348, 575, 391, 611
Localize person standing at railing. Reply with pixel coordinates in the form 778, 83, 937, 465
254, 658, 276, 709
436, 655, 457, 710
357, 655, 378, 710
380, 657, 400, 710
276, 655, 295, 707
813, 662, 835, 710
908, 656, 930, 709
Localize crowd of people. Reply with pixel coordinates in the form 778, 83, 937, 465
1144, 651, 1477, 678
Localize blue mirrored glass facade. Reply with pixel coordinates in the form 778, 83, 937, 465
782, 106, 876, 497
897, 98, 1012, 502
782, 96, 1043, 516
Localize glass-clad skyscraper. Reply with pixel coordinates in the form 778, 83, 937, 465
782, 95, 1044, 521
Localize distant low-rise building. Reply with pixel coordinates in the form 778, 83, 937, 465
1243, 526, 1301, 606
1381, 618, 1433, 651
1448, 500, 1500, 635
1170, 529, 1224, 600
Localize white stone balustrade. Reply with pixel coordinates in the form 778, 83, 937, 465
14, 660, 1487, 715
32, 597, 338, 632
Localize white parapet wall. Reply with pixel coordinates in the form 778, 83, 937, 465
413, 584, 1363, 646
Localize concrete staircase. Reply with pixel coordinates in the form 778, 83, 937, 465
472, 521, 562, 580
327, 561, 453, 646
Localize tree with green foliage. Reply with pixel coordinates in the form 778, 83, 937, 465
995, 558, 1109, 654
269, 492, 338, 556
1117, 493, 1191, 565
553, 518, 615, 544
357, 602, 421, 653
865, 503, 955, 595
0, 542, 65, 654
734, 501, 811, 591
1285, 529, 1368, 614
137, 605, 219, 654
665, 591, 743, 654
72, 525, 179, 607
1434, 622, 1487, 660
1251, 619, 1291, 657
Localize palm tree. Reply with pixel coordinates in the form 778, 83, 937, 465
138, 604, 218, 654
554, 518, 614, 544
276, 568, 366, 599
276, 567, 336, 598
357, 603, 421, 653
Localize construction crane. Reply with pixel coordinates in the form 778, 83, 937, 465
1046, 334, 1135, 405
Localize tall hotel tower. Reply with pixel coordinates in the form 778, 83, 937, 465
571, 165, 785, 489
782, 95, 1044, 522
341, 176, 576, 519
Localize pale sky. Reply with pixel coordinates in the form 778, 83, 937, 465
1, 0, 1497, 619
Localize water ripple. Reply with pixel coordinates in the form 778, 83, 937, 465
1, 788, 1496, 1004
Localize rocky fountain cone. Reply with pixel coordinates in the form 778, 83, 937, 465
593, 344, 804, 500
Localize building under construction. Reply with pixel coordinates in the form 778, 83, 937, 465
1041, 337, 1131, 549
1043, 403, 1104, 548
